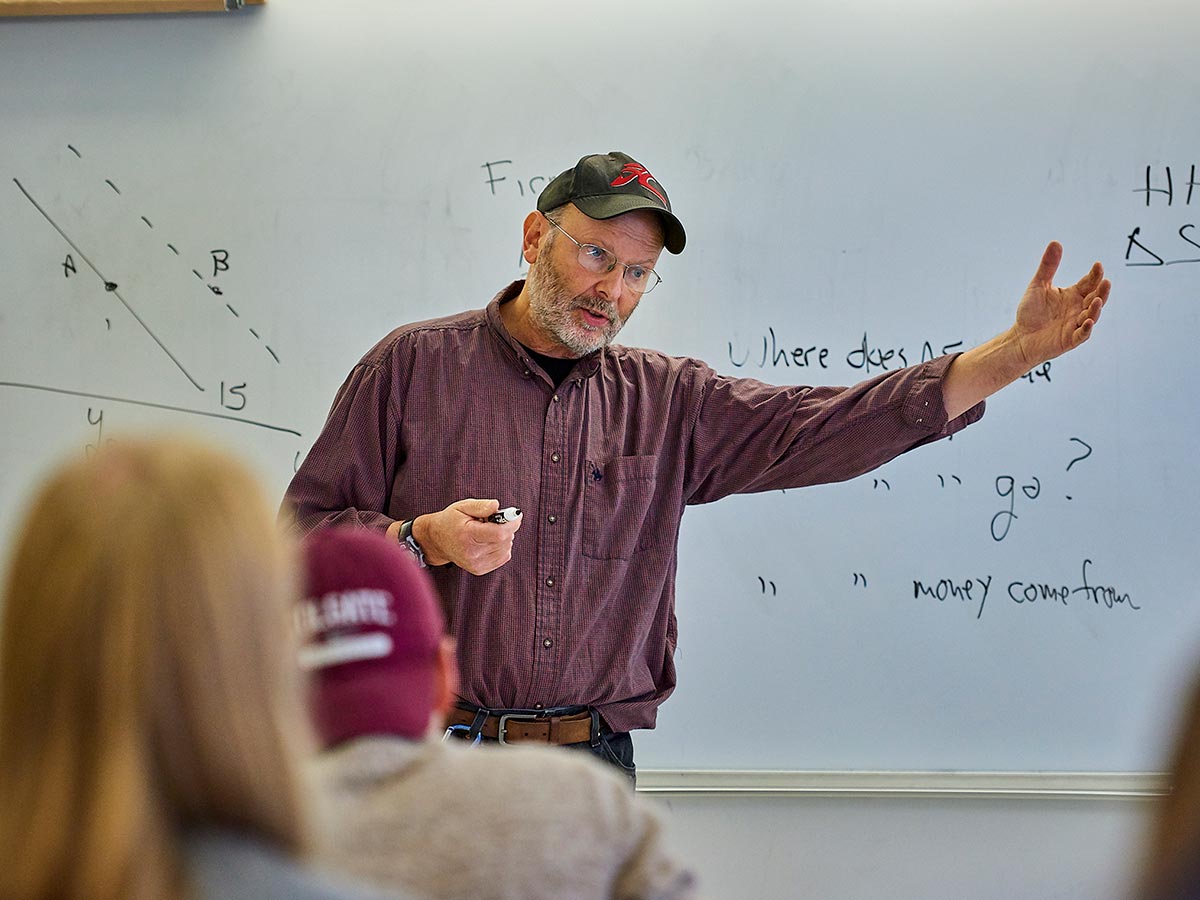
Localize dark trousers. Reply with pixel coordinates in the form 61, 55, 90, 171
563, 729, 637, 786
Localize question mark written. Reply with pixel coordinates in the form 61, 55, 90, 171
1066, 437, 1093, 472
1065, 437, 1093, 500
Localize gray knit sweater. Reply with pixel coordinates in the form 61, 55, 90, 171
185, 828, 407, 900
311, 736, 698, 900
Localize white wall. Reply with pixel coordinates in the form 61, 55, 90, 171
650, 793, 1152, 900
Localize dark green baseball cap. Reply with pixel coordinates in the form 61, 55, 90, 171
537, 151, 686, 254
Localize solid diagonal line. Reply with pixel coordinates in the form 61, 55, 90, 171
12, 178, 206, 393
0, 381, 302, 436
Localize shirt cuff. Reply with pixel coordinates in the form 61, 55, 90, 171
901, 352, 986, 433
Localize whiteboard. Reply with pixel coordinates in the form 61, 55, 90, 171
2, 0, 1198, 774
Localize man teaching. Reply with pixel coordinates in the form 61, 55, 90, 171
282, 151, 1109, 779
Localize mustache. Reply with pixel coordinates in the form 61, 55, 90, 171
572, 297, 617, 324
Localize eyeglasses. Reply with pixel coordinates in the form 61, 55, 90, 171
543, 215, 663, 295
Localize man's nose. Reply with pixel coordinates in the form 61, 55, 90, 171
595, 264, 625, 303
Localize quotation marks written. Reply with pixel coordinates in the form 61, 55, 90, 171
756, 577, 777, 596
852, 573, 868, 588
873, 478, 890, 490
937, 474, 962, 488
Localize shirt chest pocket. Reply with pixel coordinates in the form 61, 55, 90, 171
583, 455, 662, 560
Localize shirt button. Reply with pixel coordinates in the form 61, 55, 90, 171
545, 577, 555, 587
552, 394, 560, 402
551, 452, 560, 463
523, 369, 531, 377
547, 514, 557, 524
916, 417, 924, 424
543, 638, 553, 648
534, 703, 544, 710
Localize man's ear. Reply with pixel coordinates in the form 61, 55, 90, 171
522, 210, 548, 265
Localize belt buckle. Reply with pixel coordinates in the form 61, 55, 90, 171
497, 711, 542, 745
442, 723, 482, 746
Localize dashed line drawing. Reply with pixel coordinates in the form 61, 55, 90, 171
9, 145, 303, 470
67, 145, 278, 364
12, 178, 205, 392
26, 144, 289, 406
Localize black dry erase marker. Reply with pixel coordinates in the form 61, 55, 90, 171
487, 507, 521, 524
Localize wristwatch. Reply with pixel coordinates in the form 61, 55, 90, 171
397, 519, 427, 568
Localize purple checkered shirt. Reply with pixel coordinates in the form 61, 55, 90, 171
282, 282, 984, 732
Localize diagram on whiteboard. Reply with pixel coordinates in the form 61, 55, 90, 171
2, 143, 304, 470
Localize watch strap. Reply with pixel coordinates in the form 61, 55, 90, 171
397, 519, 428, 568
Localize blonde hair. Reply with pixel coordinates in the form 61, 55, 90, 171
0, 436, 312, 900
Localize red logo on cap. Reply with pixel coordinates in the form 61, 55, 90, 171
611, 163, 666, 205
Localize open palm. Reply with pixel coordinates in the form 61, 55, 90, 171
1013, 241, 1109, 369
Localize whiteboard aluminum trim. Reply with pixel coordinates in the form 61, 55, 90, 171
637, 770, 1168, 799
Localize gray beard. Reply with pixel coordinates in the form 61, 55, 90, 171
525, 255, 623, 358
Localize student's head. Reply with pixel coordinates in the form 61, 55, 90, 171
521, 152, 685, 358
0, 436, 310, 900
299, 527, 455, 746
1137, 664, 1200, 900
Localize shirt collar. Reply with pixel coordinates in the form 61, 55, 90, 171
486, 281, 603, 382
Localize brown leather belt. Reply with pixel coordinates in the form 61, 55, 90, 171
445, 706, 595, 745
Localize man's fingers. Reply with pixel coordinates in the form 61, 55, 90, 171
452, 497, 501, 519
1030, 240, 1063, 287
1071, 260, 1105, 295
465, 545, 514, 576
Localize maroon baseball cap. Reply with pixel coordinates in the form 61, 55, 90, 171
298, 528, 446, 745
537, 151, 687, 254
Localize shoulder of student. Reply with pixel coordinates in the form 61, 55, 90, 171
314, 738, 698, 900
184, 828, 406, 900
318, 738, 658, 855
